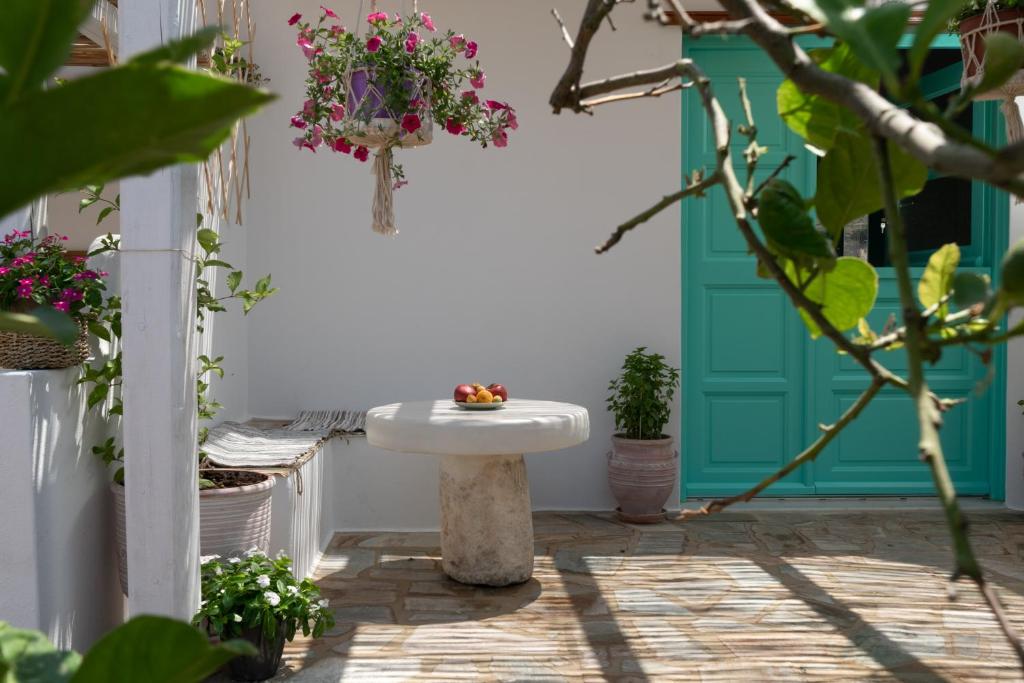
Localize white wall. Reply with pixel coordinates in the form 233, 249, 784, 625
1006, 118, 1024, 509
0, 369, 122, 650
242, 1, 683, 523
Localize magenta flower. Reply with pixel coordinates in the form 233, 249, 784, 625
297, 35, 316, 60
330, 103, 345, 122
323, 86, 334, 98
470, 70, 485, 89
464, 41, 478, 59
290, 114, 307, 129
303, 99, 315, 117
461, 90, 479, 104
445, 118, 465, 135
53, 300, 70, 313
421, 12, 436, 31
73, 270, 99, 281
366, 35, 382, 52
287, 12, 301, 25
401, 113, 422, 134
329, 23, 345, 36
333, 138, 352, 154
367, 11, 388, 24
0, 267, 8, 276
293, 137, 315, 152
354, 145, 370, 162
61, 287, 84, 302
320, 5, 338, 19
493, 130, 508, 148
310, 125, 324, 148
405, 31, 419, 53
17, 278, 33, 298
393, 179, 409, 190
450, 34, 466, 51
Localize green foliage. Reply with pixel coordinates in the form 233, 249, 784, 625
974, 32, 1024, 95
911, 0, 971, 79
606, 347, 680, 440
952, 272, 992, 310
757, 179, 836, 262
999, 237, 1024, 305
0, 309, 78, 344
194, 552, 334, 642
789, 257, 878, 338
0, 616, 253, 683
919, 243, 961, 318
815, 131, 928, 239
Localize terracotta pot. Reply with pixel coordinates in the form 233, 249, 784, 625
111, 472, 275, 595
225, 621, 287, 682
959, 8, 1024, 85
608, 435, 677, 524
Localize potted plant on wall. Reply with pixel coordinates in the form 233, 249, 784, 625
954, 1, 1024, 142
0, 230, 106, 369
194, 550, 335, 682
288, 5, 517, 236
606, 347, 680, 523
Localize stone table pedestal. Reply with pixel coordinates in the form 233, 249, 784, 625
366, 400, 590, 586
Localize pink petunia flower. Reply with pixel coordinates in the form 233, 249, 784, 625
53, 300, 70, 313
0, 267, 8, 276
330, 103, 345, 122
321, 5, 338, 19
303, 99, 315, 117
297, 35, 316, 60
287, 12, 302, 25
493, 130, 508, 148
393, 179, 409, 190
310, 125, 324, 148
367, 11, 388, 24
366, 35, 383, 52
461, 89, 479, 104
323, 86, 334, 98
333, 138, 352, 154
329, 23, 345, 36
290, 114, 307, 129
293, 137, 315, 152
445, 118, 465, 135
470, 70, 485, 89
464, 40, 478, 59
401, 113, 421, 135
353, 145, 370, 162
421, 12, 436, 31
450, 34, 466, 51
405, 31, 419, 53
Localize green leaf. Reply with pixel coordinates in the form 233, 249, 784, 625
918, 243, 961, 311
777, 43, 878, 152
812, 0, 910, 83
87, 384, 109, 409
0, 0, 95, 103
790, 256, 879, 338
951, 272, 991, 310
0, 60, 275, 217
0, 620, 81, 683
129, 26, 220, 66
974, 32, 1024, 96
87, 321, 111, 342
71, 615, 255, 683
815, 131, 928, 239
909, 0, 970, 79
96, 206, 115, 225
196, 229, 220, 254
0, 308, 78, 344
757, 179, 835, 260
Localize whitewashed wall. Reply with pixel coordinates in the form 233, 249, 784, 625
241, 1, 683, 522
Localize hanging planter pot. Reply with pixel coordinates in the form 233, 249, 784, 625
287, 5, 518, 237
959, 3, 1024, 143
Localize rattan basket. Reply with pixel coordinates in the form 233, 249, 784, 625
0, 322, 89, 370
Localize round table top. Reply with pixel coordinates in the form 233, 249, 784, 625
366, 399, 590, 456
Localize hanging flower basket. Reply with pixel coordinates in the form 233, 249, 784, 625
288, 5, 518, 237
0, 323, 89, 370
959, 3, 1024, 142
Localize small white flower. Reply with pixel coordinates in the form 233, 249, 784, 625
245, 547, 265, 558
256, 575, 271, 588
309, 603, 319, 613
200, 554, 220, 564
318, 598, 330, 608
264, 591, 281, 607
275, 549, 286, 559
200, 599, 208, 607
214, 566, 223, 576
233, 614, 243, 622
286, 585, 299, 596
228, 557, 241, 564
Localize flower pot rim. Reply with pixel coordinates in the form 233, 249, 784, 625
199, 471, 275, 497
611, 433, 674, 444
959, 6, 1024, 32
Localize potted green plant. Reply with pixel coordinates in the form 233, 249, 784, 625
194, 550, 335, 682
0, 230, 106, 369
606, 347, 680, 523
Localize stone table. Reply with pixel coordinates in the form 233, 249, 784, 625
366, 399, 589, 586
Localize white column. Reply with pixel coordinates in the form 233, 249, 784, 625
1007, 151, 1024, 510
119, 0, 200, 617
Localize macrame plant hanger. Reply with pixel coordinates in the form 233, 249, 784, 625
960, 0, 1024, 145
347, 0, 432, 236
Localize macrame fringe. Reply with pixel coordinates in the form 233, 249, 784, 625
372, 147, 397, 236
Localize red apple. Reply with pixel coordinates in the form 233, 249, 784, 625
487, 383, 508, 402
454, 384, 476, 402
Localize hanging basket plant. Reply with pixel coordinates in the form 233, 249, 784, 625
288, 5, 518, 236
956, 1, 1024, 142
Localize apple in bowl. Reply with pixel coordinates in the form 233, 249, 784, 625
453, 384, 477, 402
487, 383, 508, 402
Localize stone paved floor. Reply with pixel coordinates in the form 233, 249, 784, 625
276, 510, 1024, 681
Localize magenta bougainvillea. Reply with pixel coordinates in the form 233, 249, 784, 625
0, 230, 106, 319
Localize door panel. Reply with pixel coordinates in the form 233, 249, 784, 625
682, 39, 1000, 499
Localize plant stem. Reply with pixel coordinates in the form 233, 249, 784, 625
873, 134, 1024, 665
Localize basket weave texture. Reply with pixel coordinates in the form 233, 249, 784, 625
0, 322, 89, 369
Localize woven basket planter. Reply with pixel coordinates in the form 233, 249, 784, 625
111, 472, 274, 596
0, 322, 88, 370
344, 67, 433, 149
960, 6, 1024, 99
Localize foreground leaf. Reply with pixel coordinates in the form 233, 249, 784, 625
0, 62, 274, 217
790, 256, 879, 338
951, 272, 991, 310
0, 308, 78, 344
909, 0, 970, 79
71, 616, 254, 683
974, 32, 1024, 96
0, 621, 80, 683
758, 179, 835, 260
918, 243, 960, 313
816, 130, 928, 239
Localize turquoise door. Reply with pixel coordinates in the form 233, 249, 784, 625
682, 38, 1006, 499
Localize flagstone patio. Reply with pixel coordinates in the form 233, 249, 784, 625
274, 509, 1024, 681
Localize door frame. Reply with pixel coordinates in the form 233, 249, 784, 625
680, 34, 1007, 501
